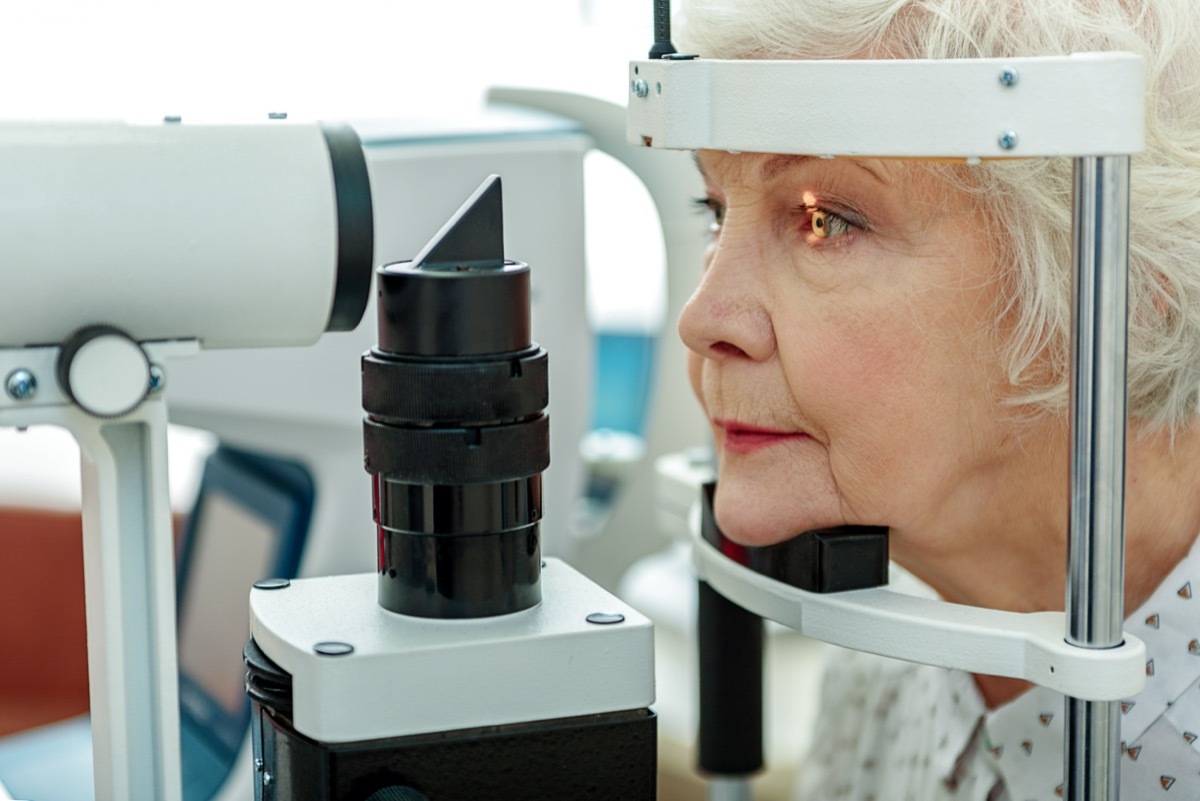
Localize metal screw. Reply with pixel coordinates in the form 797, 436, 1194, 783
254, 758, 264, 772
999, 67, 1019, 88
268, 112, 288, 120
313, 641, 355, 656
631, 79, 650, 98
586, 612, 625, 625
254, 578, 291, 590
163, 115, 182, 123
5, 369, 37, 401
998, 130, 1019, 151
262, 771, 273, 787
148, 364, 166, 394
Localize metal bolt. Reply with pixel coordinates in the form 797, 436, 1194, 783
254, 758, 264, 772
313, 641, 355, 656
148, 364, 166, 394
631, 79, 650, 98
268, 112, 288, 120
998, 130, 1019, 151
999, 67, 1019, 88
586, 612, 625, 625
5, 369, 37, 401
262, 771, 273, 787
163, 115, 182, 124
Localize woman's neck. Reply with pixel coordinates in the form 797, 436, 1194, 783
901, 419, 1200, 709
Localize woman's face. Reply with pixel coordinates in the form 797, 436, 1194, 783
679, 150, 1060, 557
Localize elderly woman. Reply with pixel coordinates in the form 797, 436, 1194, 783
672, 0, 1200, 798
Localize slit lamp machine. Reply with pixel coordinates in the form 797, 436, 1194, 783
0, 1, 1147, 799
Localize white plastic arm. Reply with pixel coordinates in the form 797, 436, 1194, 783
693, 529, 1146, 702
627, 53, 1144, 159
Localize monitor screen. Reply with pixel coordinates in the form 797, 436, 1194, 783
177, 491, 276, 717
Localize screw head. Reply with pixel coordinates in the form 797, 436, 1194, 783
148, 364, 166, 394
163, 115, 182, 123
313, 641, 354, 656
254, 758, 264, 771
998, 130, 1019, 151
999, 67, 1019, 88
254, 578, 291, 590
586, 612, 626, 625
631, 79, 650, 98
5, 369, 37, 401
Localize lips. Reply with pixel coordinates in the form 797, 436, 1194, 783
714, 419, 810, 454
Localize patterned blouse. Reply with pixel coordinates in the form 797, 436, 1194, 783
796, 535, 1200, 801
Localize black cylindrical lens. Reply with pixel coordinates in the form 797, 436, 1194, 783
362, 176, 549, 619
319, 121, 375, 333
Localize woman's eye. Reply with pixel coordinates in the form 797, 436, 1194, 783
809, 208, 854, 240
692, 196, 725, 233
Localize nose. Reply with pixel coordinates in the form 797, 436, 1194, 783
677, 228, 776, 364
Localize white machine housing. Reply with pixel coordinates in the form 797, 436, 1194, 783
627, 53, 1144, 158
0, 120, 368, 349
249, 559, 654, 744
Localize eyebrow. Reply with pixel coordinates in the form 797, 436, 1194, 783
692, 151, 891, 186
759, 154, 890, 185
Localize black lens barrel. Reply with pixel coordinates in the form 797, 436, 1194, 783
362, 175, 548, 619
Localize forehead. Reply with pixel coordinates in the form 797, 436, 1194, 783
694, 149, 916, 190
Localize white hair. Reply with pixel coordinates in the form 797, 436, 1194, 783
677, 0, 1200, 430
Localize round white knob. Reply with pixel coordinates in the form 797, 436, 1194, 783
57, 326, 151, 418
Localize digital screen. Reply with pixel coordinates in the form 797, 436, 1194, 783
177, 491, 275, 716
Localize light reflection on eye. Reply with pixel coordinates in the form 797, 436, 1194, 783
802, 191, 855, 241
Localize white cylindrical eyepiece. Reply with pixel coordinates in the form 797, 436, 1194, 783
0, 119, 373, 350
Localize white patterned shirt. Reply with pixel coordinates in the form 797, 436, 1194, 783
797, 534, 1200, 801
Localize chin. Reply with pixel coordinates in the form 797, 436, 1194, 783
711, 477, 839, 547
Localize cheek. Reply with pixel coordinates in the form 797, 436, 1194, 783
687, 350, 704, 405
782, 311, 926, 426
778, 308, 964, 513
687, 351, 725, 448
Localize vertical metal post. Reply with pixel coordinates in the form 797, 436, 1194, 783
76, 407, 183, 801
1065, 155, 1131, 801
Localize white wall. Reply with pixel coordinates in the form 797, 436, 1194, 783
0, 0, 654, 120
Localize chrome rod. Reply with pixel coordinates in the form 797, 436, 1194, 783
1065, 154, 1131, 801
709, 777, 754, 801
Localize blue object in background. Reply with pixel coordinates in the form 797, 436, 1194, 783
591, 331, 658, 437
